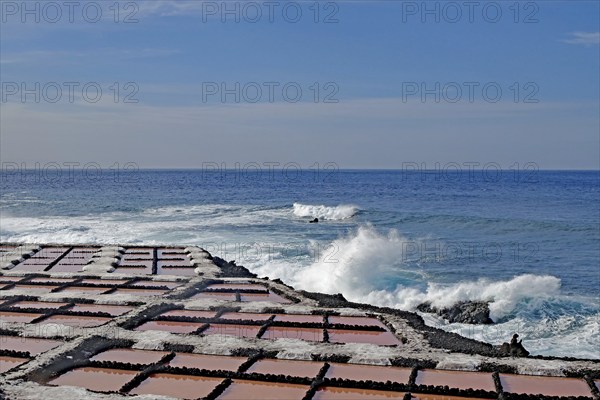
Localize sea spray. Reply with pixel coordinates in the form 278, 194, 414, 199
292, 203, 358, 220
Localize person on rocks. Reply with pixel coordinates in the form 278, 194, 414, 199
509, 333, 530, 357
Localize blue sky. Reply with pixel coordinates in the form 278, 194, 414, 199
1, 0, 599, 169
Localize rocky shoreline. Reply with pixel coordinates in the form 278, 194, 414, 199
0, 243, 598, 399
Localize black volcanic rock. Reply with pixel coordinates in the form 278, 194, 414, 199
417, 301, 494, 324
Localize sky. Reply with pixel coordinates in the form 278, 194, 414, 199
1, 0, 599, 169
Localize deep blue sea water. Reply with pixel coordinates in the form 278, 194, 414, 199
1, 169, 599, 358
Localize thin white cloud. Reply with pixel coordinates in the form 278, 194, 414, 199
562, 32, 600, 45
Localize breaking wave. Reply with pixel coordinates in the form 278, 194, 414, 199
292, 203, 358, 220
246, 225, 599, 358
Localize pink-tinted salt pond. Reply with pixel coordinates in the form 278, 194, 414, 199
246, 359, 324, 378
206, 283, 268, 291
416, 369, 495, 392
92, 348, 168, 365
6, 284, 58, 293
261, 326, 323, 342
169, 353, 246, 371
38, 314, 111, 328
118, 260, 153, 267
160, 309, 217, 319
219, 312, 272, 321
0, 311, 43, 323
499, 374, 592, 397
130, 373, 223, 399
49, 367, 138, 392
203, 323, 261, 338
314, 387, 406, 400
58, 286, 111, 294
274, 314, 324, 324
114, 267, 152, 275
49, 263, 85, 273
130, 280, 183, 289
157, 259, 191, 267
135, 320, 202, 334
69, 304, 133, 316
12, 262, 51, 271
328, 329, 401, 346
157, 266, 197, 276
326, 362, 411, 384
121, 253, 153, 261
240, 292, 291, 303
217, 379, 309, 400
108, 288, 167, 296
328, 316, 387, 328
0, 356, 28, 373
192, 292, 237, 301
0, 335, 62, 354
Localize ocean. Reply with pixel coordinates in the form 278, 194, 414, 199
1, 168, 598, 358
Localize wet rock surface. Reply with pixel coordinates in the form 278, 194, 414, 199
417, 301, 494, 325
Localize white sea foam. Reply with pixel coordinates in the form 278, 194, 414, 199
292, 203, 358, 220
246, 225, 599, 358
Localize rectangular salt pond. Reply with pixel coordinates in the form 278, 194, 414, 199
499, 374, 592, 397
38, 314, 111, 328
92, 348, 168, 365
327, 329, 401, 346
192, 292, 237, 301
314, 387, 406, 400
160, 309, 217, 319
11, 263, 51, 272
48, 367, 138, 392
58, 286, 111, 294
168, 353, 246, 371
328, 316, 387, 328
69, 304, 133, 316
0, 335, 62, 354
0, 311, 43, 323
114, 267, 152, 275
109, 288, 167, 296
219, 312, 272, 321
157, 260, 191, 267
217, 380, 309, 400
135, 320, 203, 334
206, 283, 268, 291
157, 249, 187, 258
130, 280, 183, 289
6, 284, 58, 292
203, 323, 261, 338
415, 369, 496, 392
0, 356, 28, 373
274, 314, 324, 324
261, 326, 323, 342
157, 266, 197, 276
326, 362, 411, 384
130, 373, 223, 399
246, 359, 324, 378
